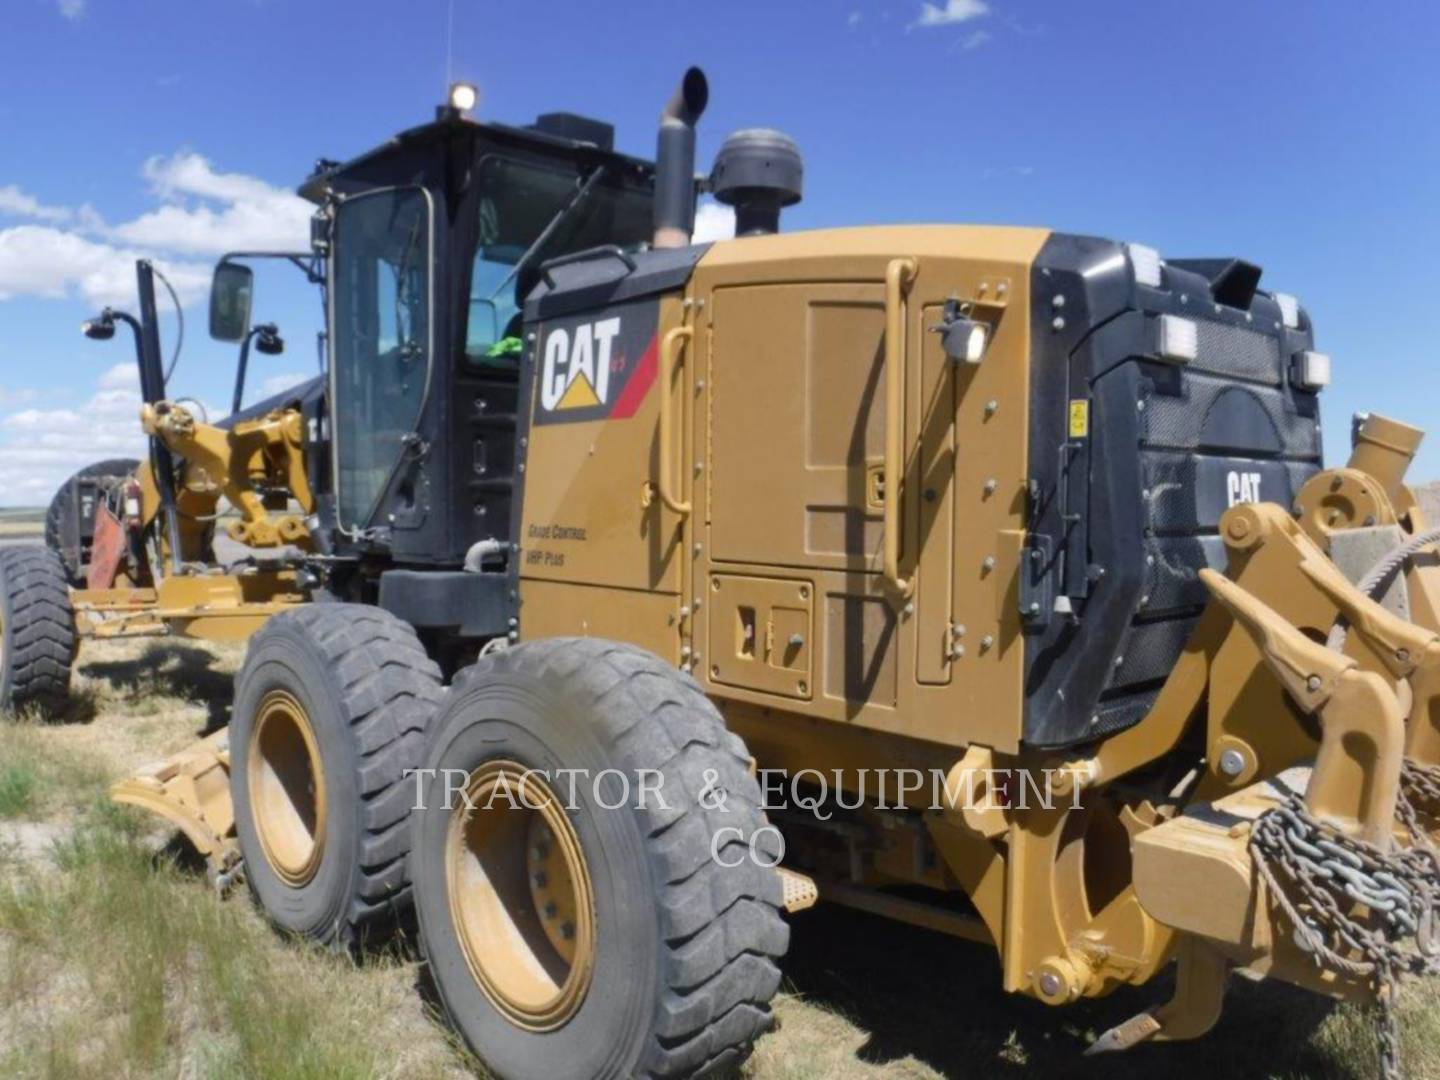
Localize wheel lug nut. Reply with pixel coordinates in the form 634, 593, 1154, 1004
560, 921, 575, 941
543, 902, 557, 919
532, 871, 548, 888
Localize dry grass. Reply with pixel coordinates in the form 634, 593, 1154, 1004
0, 507, 44, 539
0, 638, 476, 1080
2, 635, 1438, 1078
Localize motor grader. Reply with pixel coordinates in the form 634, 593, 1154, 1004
4, 64, 1440, 1079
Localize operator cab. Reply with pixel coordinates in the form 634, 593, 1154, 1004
301, 100, 657, 573
211, 88, 664, 591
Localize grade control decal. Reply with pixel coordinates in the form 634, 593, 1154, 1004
533, 298, 660, 426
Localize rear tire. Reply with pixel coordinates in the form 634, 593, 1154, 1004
411, 638, 789, 1080
230, 604, 443, 946
44, 457, 139, 585
0, 546, 75, 716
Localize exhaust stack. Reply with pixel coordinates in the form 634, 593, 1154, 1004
653, 67, 709, 249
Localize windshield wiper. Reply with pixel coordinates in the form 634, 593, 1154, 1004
488, 165, 607, 303
394, 212, 425, 358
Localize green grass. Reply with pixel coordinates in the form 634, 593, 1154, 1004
0, 638, 477, 1078
0, 806, 385, 1078
0, 720, 110, 821
0, 766, 37, 818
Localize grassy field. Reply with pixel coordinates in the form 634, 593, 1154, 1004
0, 509, 44, 539
1, 637, 1438, 1078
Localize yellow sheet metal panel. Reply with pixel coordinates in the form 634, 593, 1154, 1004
519, 293, 688, 596
519, 579, 681, 665
690, 225, 1048, 752
695, 225, 1052, 278
707, 573, 814, 700
708, 282, 885, 573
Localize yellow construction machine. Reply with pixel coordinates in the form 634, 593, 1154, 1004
3, 65, 1440, 1079
6, 256, 322, 685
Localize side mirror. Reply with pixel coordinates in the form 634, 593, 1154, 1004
209, 261, 254, 342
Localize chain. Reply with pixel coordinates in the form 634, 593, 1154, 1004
1256, 529, 1440, 1076
1250, 780, 1440, 1080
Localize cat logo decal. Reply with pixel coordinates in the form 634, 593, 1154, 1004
535, 300, 659, 426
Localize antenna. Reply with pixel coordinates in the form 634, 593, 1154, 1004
444, 0, 455, 92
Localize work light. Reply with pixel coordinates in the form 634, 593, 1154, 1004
81, 312, 116, 340
1155, 314, 1198, 363
1291, 350, 1331, 391
1274, 292, 1301, 329
946, 318, 989, 364
448, 82, 478, 113
1127, 243, 1163, 288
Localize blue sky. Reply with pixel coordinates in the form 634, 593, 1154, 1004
1, 0, 1438, 505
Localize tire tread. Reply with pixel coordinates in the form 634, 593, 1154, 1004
0, 546, 75, 714
237, 603, 443, 944
465, 638, 787, 1079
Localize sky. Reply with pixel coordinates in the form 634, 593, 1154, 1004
1, 0, 1438, 505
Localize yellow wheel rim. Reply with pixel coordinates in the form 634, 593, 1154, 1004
445, 761, 596, 1031
248, 689, 328, 887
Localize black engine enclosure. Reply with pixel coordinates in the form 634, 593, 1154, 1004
1022, 234, 1323, 748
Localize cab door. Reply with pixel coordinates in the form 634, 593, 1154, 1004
329, 187, 434, 532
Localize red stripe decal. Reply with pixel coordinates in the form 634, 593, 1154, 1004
610, 334, 658, 419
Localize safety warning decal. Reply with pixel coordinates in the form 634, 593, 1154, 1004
534, 298, 659, 426
1068, 399, 1089, 439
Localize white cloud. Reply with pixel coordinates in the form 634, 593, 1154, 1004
0, 152, 313, 505
0, 152, 304, 308
57, 0, 85, 20
106, 152, 313, 256
0, 364, 228, 506
0, 386, 38, 408
0, 366, 145, 505
0, 224, 209, 308
98, 362, 138, 390
848, 10, 862, 27
0, 185, 72, 223
958, 29, 992, 50
913, 0, 989, 28
692, 201, 736, 243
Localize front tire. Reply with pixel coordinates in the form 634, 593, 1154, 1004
0, 546, 75, 715
231, 604, 443, 946
411, 638, 789, 1080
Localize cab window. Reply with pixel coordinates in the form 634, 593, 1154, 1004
465, 157, 651, 365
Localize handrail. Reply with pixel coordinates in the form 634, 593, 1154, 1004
884, 258, 918, 596
658, 325, 693, 515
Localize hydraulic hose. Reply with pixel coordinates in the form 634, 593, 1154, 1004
1326, 527, 1440, 652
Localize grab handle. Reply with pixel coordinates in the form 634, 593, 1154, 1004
883, 258, 917, 596
658, 325, 693, 515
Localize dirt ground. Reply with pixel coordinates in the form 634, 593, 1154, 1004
0, 573, 1437, 1076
